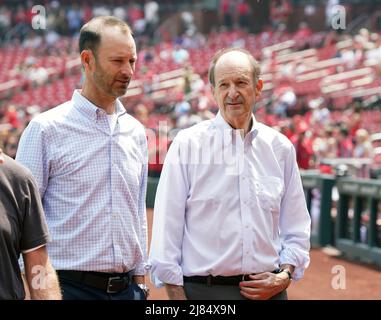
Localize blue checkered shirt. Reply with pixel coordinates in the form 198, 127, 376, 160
16, 90, 148, 275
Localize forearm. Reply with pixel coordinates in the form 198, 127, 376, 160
23, 247, 62, 300
26, 263, 62, 300
165, 284, 187, 300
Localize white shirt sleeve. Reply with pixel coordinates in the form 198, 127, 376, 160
279, 144, 311, 280
149, 135, 189, 286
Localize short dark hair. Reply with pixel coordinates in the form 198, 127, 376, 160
79, 16, 133, 57
208, 47, 261, 87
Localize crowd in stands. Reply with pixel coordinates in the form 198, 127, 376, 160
1, 1, 381, 179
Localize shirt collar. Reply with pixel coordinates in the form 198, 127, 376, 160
72, 90, 127, 121
213, 111, 259, 143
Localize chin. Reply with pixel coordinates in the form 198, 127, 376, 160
114, 88, 128, 98
227, 109, 246, 117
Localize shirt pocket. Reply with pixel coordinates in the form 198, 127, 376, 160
257, 176, 283, 214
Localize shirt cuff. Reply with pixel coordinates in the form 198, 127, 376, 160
133, 262, 150, 276
149, 262, 184, 287
279, 247, 310, 281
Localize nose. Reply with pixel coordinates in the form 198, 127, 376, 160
121, 63, 134, 78
228, 85, 239, 99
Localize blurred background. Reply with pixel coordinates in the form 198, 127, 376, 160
1, 1, 381, 292
1, 0, 381, 178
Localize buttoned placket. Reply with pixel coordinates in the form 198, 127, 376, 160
97, 109, 124, 271
235, 131, 252, 273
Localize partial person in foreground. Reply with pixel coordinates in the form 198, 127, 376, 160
0, 154, 61, 300
149, 47, 311, 300
16, 16, 149, 300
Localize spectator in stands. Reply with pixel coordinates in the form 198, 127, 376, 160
337, 126, 354, 158
135, 103, 150, 127
149, 48, 310, 300
353, 128, 373, 158
353, 128, 374, 178
220, 0, 234, 31
310, 98, 330, 126
16, 16, 149, 300
66, 4, 83, 36
172, 44, 190, 65
0, 154, 61, 300
313, 126, 337, 166
294, 22, 313, 50
144, 0, 159, 39
294, 123, 314, 170
270, 0, 292, 30
237, 0, 250, 31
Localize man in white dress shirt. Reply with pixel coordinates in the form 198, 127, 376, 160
149, 48, 311, 300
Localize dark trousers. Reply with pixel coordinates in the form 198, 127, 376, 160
58, 275, 146, 300
184, 282, 287, 300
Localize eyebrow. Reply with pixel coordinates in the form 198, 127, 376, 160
109, 55, 137, 60
217, 76, 250, 84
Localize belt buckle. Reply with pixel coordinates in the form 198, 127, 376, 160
107, 276, 123, 294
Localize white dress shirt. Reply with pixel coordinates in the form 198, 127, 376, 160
149, 112, 311, 286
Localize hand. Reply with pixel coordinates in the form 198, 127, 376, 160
239, 271, 291, 300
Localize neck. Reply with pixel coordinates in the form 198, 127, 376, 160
81, 82, 116, 114
227, 116, 253, 138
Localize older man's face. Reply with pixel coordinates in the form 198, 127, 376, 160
212, 51, 262, 128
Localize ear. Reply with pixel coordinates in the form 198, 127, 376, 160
80, 50, 94, 72
210, 84, 215, 97
255, 79, 264, 98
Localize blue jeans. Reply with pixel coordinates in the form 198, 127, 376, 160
59, 276, 146, 300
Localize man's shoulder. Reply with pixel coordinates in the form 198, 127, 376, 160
121, 113, 146, 133
257, 122, 293, 148
0, 155, 35, 185
28, 100, 73, 128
